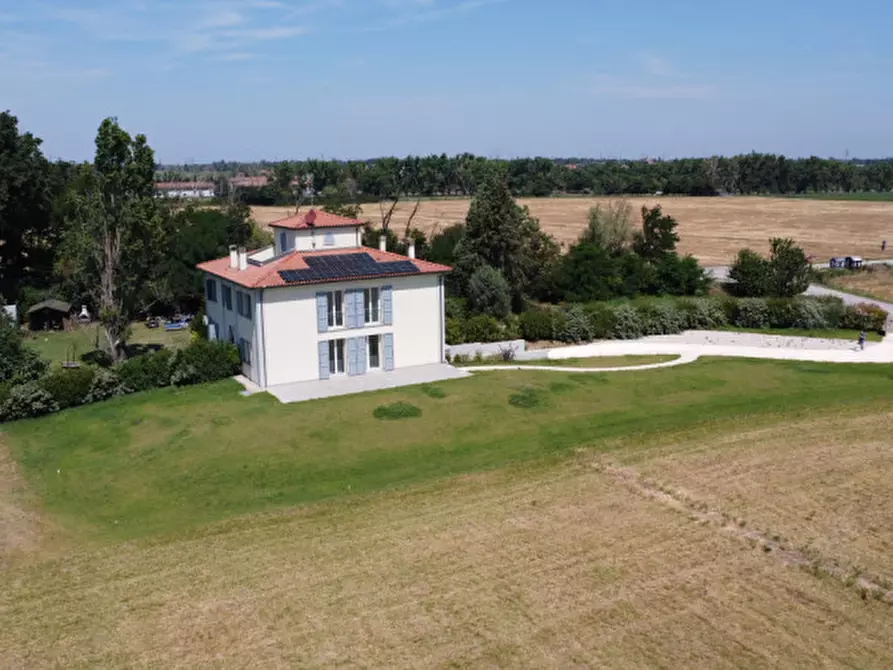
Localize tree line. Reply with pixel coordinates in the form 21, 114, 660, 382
160, 153, 893, 206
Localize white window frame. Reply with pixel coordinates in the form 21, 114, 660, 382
364, 287, 380, 324
367, 334, 381, 370
328, 338, 345, 375
326, 291, 344, 328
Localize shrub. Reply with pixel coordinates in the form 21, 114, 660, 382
711, 295, 738, 326
637, 301, 685, 335
611, 303, 645, 339
842, 303, 888, 332
420, 384, 446, 399
8, 349, 48, 386
169, 340, 240, 386
190, 309, 207, 340
0, 382, 9, 408
729, 249, 770, 297
467, 265, 511, 319
790, 298, 829, 330
445, 317, 464, 345
118, 349, 174, 392
676, 297, 727, 330
520, 309, 552, 342
501, 313, 521, 340
463, 314, 503, 343
765, 298, 795, 329
584, 302, 615, 339
373, 401, 422, 420
734, 298, 770, 329
84, 369, 130, 404
40, 367, 96, 409
814, 296, 845, 328
0, 382, 59, 422
444, 297, 468, 321
555, 305, 592, 343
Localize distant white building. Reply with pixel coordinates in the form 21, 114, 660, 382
2, 304, 16, 323
197, 209, 451, 389
155, 181, 215, 199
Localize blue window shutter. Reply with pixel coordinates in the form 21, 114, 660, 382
355, 289, 366, 328
347, 337, 357, 376
358, 337, 367, 374
383, 333, 394, 371
316, 292, 328, 333
346, 289, 356, 329
382, 285, 393, 326
318, 341, 330, 380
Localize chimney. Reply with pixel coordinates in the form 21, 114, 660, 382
408, 241, 416, 259
237, 247, 248, 271
378, 234, 387, 252
229, 245, 238, 269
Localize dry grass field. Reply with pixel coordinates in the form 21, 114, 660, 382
253, 197, 893, 265
821, 265, 893, 303
3, 369, 893, 667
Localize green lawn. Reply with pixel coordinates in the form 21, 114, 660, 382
24, 322, 192, 364
4, 357, 893, 543
716, 326, 883, 342
461, 354, 679, 368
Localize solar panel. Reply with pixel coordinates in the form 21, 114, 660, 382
278, 253, 420, 284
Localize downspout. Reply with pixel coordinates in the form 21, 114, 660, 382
258, 288, 269, 388
439, 275, 445, 363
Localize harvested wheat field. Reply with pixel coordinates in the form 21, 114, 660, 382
253, 196, 893, 265
823, 265, 893, 303
4, 362, 893, 667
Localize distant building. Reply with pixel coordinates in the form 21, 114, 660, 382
155, 181, 215, 199
27, 299, 72, 331
229, 175, 269, 189
2, 304, 17, 323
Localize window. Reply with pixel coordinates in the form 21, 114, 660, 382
205, 278, 217, 302
279, 231, 288, 253
364, 287, 380, 324
238, 292, 252, 320
328, 339, 345, 375
323, 232, 335, 246
326, 291, 343, 328
222, 285, 233, 310
238, 337, 252, 365
368, 334, 381, 369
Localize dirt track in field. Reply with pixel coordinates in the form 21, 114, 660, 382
253, 196, 893, 265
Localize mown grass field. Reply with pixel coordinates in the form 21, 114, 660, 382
461, 354, 679, 367
253, 196, 893, 265
25, 322, 191, 365
3, 359, 893, 666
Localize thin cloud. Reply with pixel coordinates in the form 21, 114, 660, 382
639, 53, 685, 79
360, 0, 507, 32
590, 74, 716, 100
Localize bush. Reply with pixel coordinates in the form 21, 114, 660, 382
463, 314, 503, 343
40, 367, 96, 409
676, 297, 727, 330
118, 349, 174, 392
445, 317, 464, 345
729, 249, 770, 297
444, 297, 468, 321
8, 349, 49, 386
0, 382, 59, 422
373, 401, 422, 420
790, 298, 829, 329
765, 298, 795, 329
554, 305, 592, 343
611, 303, 645, 339
583, 302, 615, 339
814, 296, 845, 328
520, 308, 554, 341
0, 382, 9, 408
190, 309, 208, 340
467, 265, 511, 319
734, 298, 770, 329
842, 303, 888, 332
84, 369, 130, 403
169, 340, 240, 386
502, 313, 521, 340
637, 301, 685, 335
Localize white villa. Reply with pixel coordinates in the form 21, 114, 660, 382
197, 209, 452, 391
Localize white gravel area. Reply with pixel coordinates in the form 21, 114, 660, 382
643, 330, 871, 352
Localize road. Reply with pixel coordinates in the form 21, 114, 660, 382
706, 260, 893, 314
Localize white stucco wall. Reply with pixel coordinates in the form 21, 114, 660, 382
273, 226, 361, 254
259, 273, 444, 387
203, 276, 260, 383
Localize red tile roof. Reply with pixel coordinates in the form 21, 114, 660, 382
156, 181, 215, 190
268, 208, 363, 230
197, 247, 451, 289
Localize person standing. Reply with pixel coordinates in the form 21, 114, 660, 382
858, 330, 866, 350
882, 240, 887, 253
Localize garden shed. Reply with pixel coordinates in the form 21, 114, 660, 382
27, 299, 72, 331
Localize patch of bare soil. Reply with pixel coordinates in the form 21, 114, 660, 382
0, 437, 49, 565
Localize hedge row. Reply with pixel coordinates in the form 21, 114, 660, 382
517, 296, 887, 343
0, 340, 240, 423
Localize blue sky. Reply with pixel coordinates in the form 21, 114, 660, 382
1, 0, 891, 162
